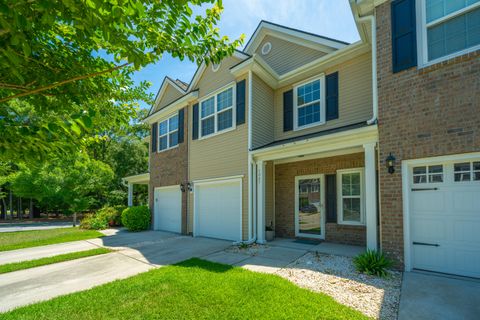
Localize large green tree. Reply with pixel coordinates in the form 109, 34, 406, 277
0, 0, 243, 161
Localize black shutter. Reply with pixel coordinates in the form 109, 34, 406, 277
283, 89, 293, 132
177, 108, 184, 144
151, 123, 157, 152
236, 79, 246, 125
325, 174, 337, 223
391, 0, 417, 73
192, 103, 199, 140
326, 72, 339, 121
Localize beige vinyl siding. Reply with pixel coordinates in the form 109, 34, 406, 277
251, 74, 275, 149
273, 52, 373, 141
255, 35, 326, 76
188, 57, 249, 239
265, 161, 274, 230
156, 84, 184, 111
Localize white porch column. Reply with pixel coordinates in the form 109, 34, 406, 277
364, 142, 378, 250
256, 161, 266, 244
127, 183, 133, 207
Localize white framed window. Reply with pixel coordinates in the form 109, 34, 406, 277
454, 161, 480, 181
293, 75, 325, 131
337, 168, 365, 225
412, 164, 444, 184
417, 0, 480, 66
158, 114, 179, 152
199, 85, 235, 138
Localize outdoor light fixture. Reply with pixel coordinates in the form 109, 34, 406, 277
187, 182, 193, 192
386, 153, 396, 174
180, 183, 186, 192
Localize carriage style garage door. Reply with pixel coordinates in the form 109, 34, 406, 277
154, 186, 182, 233
407, 155, 480, 278
194, 178, 242, 242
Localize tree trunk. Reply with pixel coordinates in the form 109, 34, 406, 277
9, 189, 13, 220
18, 197, 22, 220
29, 198, 34, 219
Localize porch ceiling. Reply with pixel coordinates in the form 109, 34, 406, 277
251, 124, 378, 162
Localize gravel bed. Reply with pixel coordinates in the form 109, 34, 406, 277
276, 252, 402, 320
225, 243, 270, 255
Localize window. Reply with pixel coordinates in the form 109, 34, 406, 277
337, 169, 364, 225
412, 165, 444, 183
158, 114, 178, 152
454, 161, 480, 181
420, 0, 480, 64
200, 86, 235, 138
294, 76, 325, 130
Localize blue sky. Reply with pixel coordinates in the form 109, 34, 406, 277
133, 0, 360, 110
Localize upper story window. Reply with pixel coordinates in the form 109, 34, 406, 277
293, 76, 325, 130
419, 0, 480, 65
158, 114, 178, 152
200, 86, 235, 138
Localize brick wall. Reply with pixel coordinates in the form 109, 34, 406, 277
148, 107, 189, 234
274, 153, 366, 246
376, 2, 480, 266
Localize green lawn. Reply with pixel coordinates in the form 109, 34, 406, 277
0, 228, 105, 252
1, 258, 368, 320
0, 248, 112, 274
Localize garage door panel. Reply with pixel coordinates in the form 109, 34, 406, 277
195, 180, 241, 241
412, 192, 446, 213
154, 187, 182, 233
409, 158, 480, 278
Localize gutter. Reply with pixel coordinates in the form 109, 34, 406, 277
356, 14, 378, 125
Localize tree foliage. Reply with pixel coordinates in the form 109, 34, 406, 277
0, 0, 243, 161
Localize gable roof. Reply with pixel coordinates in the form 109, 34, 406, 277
148, 76, 186, 115
244, 20, 349, 55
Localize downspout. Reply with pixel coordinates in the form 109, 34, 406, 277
357, 14, 378, 125
235, 70, 256, 245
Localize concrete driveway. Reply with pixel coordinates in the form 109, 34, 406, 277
399, 272, 480, 320
0, 230, 230, 312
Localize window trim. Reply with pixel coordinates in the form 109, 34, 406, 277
417, 0, 480, 67
198, 83, 236, 140
412, 164, 444, 184
157, 113, 179, 153
454, 161, 480, 182
293, 74, 326, 131
337, 168, 365, 226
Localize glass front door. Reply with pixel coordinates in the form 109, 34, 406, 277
295, 174, 324, 239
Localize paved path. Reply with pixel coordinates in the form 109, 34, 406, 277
398, 272, 480, 320
0, 230, 230, 312
0, 221, 73, 232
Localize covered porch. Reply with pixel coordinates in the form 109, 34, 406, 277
122, 173, 150, 206
252, 125, 379, 251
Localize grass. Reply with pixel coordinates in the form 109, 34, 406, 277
0, 248, 112, 274
0, 228, 105, 252
1, 258, 368, 320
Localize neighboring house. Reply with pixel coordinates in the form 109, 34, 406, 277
125, 0, 480, 278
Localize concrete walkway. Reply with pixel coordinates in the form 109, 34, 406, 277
398, 272, 480, 320
0, 230, 230, 312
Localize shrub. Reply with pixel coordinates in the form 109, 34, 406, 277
121, 206, 150, 231
353, 250, 393, 277
79, 213, 108, 230
97, 206, 125, 227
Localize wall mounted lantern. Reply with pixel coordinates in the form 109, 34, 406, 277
180, 183, 186, 193
386, 153, 396, 174
187, 182, 193, 192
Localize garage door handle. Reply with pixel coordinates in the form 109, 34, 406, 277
413, 242, 439, 247
411, 188, 438, 191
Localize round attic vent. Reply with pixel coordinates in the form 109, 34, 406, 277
212, 63, 221, 72
261, 42, 272, 55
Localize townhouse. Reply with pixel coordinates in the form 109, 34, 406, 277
124, 0, 479, 278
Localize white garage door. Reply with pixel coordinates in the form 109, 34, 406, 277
408, 157, 480, 278
194, 178, 242, 241
154, 186, 181, 233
